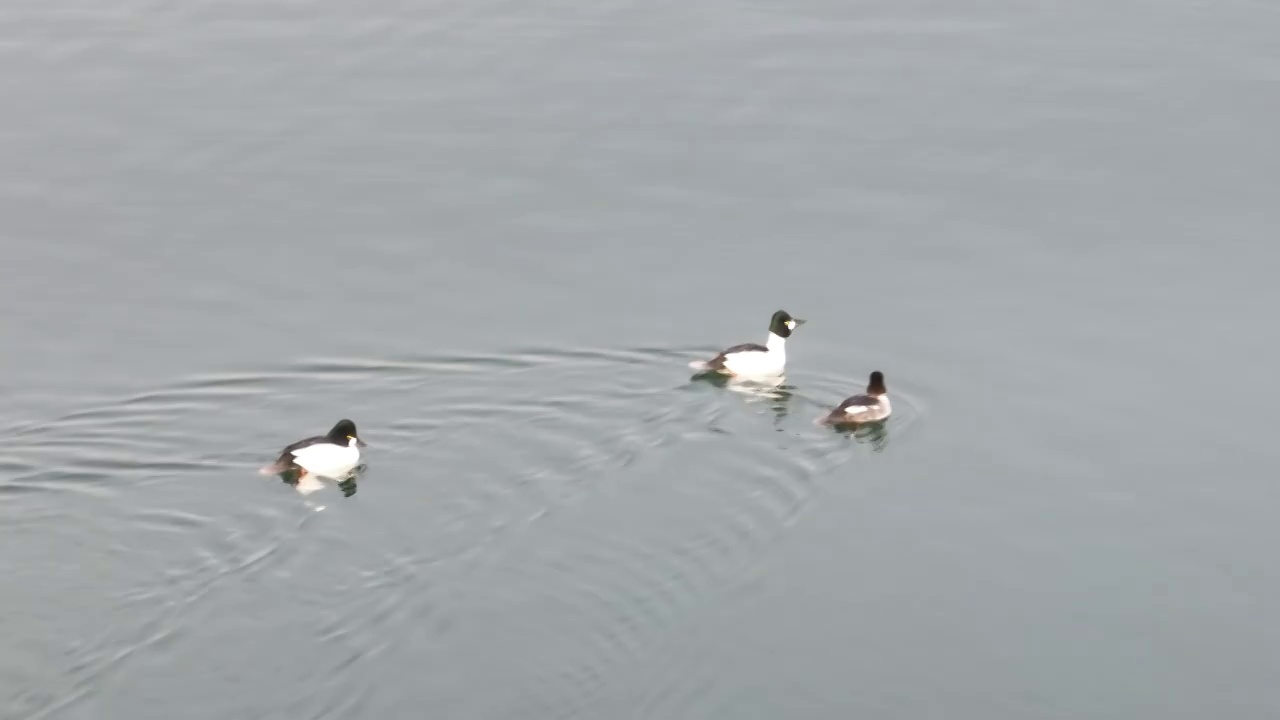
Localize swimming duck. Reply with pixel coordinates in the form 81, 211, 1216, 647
688, 310, 805, 379
823, 371, 892, 425
260, 419, 366, 479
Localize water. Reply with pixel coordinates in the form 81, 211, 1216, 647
3, 0, 1279, 717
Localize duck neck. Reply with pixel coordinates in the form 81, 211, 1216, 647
766, 332, 787, 355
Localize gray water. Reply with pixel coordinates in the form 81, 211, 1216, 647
3, 0, 1279, 717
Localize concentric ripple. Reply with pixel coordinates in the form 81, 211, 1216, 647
0, 346, 925, 719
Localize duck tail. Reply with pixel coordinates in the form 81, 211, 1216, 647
259, 460, 288, 476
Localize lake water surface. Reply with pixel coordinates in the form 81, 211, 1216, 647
3, 0, 1280, 718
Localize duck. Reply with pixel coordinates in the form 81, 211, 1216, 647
823, 371, 892, 425
688, 309, 805, 379
259, 418, 366, 479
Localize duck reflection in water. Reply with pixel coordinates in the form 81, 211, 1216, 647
692, 371, 796, 425
274, 464, 366, 498
828, 421, 890, 453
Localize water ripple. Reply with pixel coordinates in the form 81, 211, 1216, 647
1, 344, 924, 719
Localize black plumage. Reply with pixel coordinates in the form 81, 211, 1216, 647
704, 342, 769, 370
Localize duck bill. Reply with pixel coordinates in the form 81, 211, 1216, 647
356, 438, 368, 448
793, 318, 807, 327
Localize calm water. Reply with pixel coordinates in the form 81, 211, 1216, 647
3, 0, 1280, 717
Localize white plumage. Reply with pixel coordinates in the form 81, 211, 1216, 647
290, 437, 361, 478
718, 332, 788, 378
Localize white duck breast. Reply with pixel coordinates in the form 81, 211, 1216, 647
291, 437, 361, 477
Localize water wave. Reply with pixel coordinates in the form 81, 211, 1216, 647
1, 345, 925, 719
